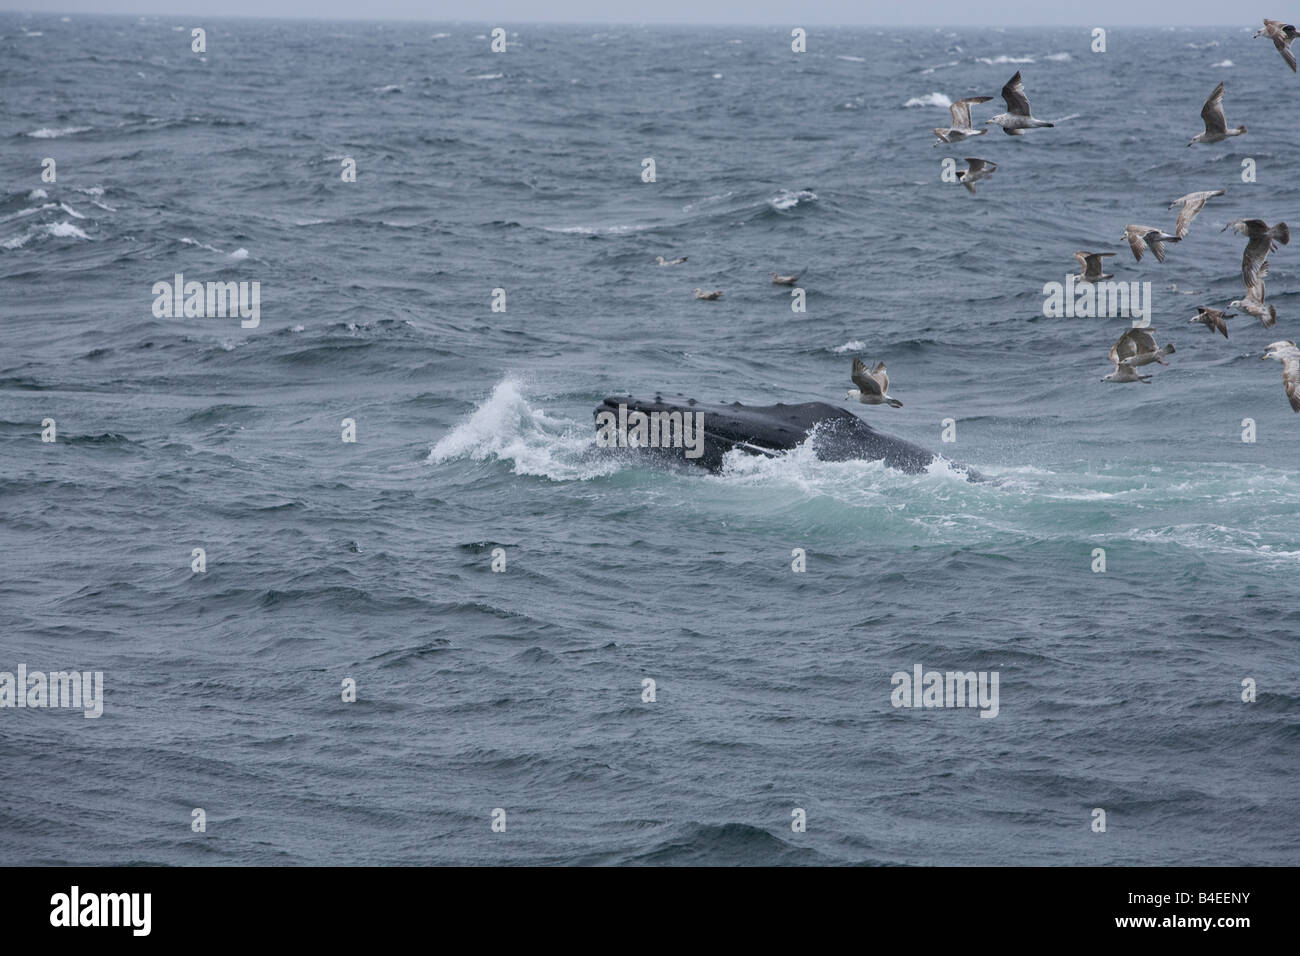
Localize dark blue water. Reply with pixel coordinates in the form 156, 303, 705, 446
1, 14, 1297, 865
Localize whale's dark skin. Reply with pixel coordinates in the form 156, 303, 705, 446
595, 394, 984, 481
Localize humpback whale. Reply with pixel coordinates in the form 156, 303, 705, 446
594, 394, 984, 481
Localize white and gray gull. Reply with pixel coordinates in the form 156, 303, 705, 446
1188, 82, 1246, 146
1255, 19, 1299, 72
1121, 225, 1181, 263
1169, 190, 1226, 239
957, 157, 997, 194
933, 96, 993, 145
846, 358, 903, 408
985, 72, 1055, 135
1262, 340, 1300, 412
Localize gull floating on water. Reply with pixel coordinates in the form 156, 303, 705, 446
656, 255, 687, 266
1188, 82, 1246, 146
1105, 327, 1175, 383
957, 157, 997, 194
1073, 251, 1116, 282
1121, 225, 1181, 263
846, 357, 903, 407
1223, 218, 1289, 287
770, 272, 800, 285
1254, 19, 1299, 72
1188, 306, 1235, 339
693, 288, 723, 300
1262, 340, 1300, 412
986, 72, 1054, 135
1169, 189, 1226, 239
932, 96, 993, 145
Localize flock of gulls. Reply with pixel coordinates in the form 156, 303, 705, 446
917, 21, 1299, 413
655, 21, 1300, 416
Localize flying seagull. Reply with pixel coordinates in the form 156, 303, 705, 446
1188, 306, 1235, 339
1107, 327, 1175, 377
1122, 224, 1181, 263
770, 272, 800, 285
656, 255, 687, 266
932, 96, 993, 145
1169, 189, 1226, 239
693, 288, 723, 300
1073, 251, 1117, 282
1254, 19, 1299, 72
1229, 271, 1279, 328
986, 72, 1054, 135
1262, 340, 1300, 412
957, 157, 997, 194
846, 358, 903, 407
1223, 218, 1289, 287
1188, 82, 1246, 145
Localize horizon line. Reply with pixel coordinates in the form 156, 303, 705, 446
0, 11, 1255, 29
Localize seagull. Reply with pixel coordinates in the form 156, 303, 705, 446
1122, 225, 1182, 263
770, 272, 800, 285
1188, 82, 1246, 145
1108, 327, 1175, 374
1223, 219, 1289, 287
693, 288, 723, 300
985, 72, 1054, 135
956, 157, 997, 194
1169, 190, 1226, 239
1188, 306, 1235, 339
1073, 251, 1117, 282
655, 255, 687, 266
932, 96, 993, 145
1262, 340, 1300, 411
1254, 19, 1299, 72
1229, 276, 1279, 328
846, 357, 903, 407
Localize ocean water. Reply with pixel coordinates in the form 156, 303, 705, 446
1, 14, 1297, 866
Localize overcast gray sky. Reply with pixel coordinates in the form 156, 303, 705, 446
0, 1, 1248, 26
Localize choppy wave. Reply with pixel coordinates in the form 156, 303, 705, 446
24, 125, 91, 138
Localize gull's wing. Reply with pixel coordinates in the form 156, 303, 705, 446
1282, 353, 1300, 411
1201, 82, 1227, 135
1274, 34, 1298, 72
950, 96, 991, 128
1142, 229, 1174, 263
1174, 196, 1208, 239
871, 362, 890, 395
1127, 328, 1158, 354
1243, 238, 1274, 288
1001, 71, 1031, 116
1125, 227, 1149, 262
1109, 329, 1139, 365
964, 158, 995, 173
851, 357, 883, 395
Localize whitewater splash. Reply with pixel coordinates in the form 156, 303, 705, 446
904, 92, 951, 108
429, 379, 618, 481
768, 189, 817, 211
